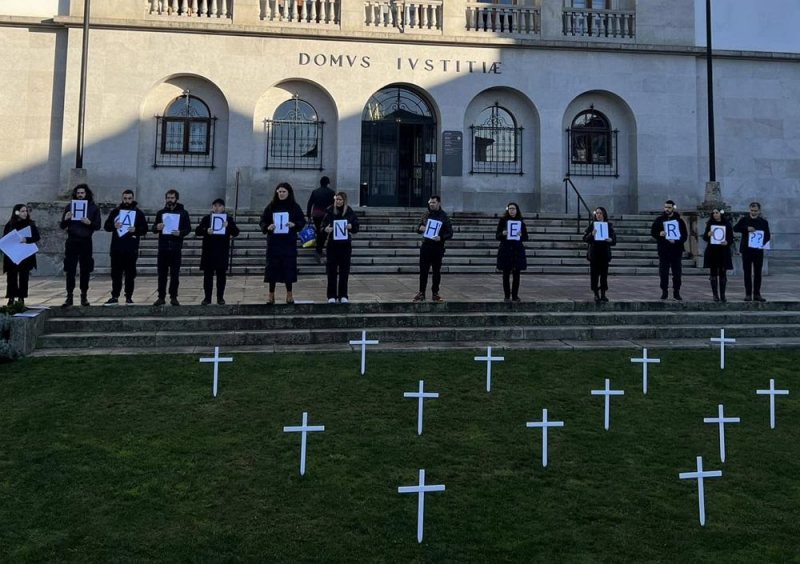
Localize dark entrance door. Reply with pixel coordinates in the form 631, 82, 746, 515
360, 87, 437, 207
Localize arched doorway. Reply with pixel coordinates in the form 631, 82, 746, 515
360, 86, 437, 207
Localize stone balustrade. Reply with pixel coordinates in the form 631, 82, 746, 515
364, 0, 443, 32
261, 0, 340, 25
147, 0, 234, 18
465, 3, 540, 36
562, 7, 635, 39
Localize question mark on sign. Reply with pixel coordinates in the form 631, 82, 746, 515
750, 231, 764, 248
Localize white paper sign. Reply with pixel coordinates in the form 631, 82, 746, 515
117, 210, 135, 237
17, 226, 32, 239
423, 219, 442, 240
664, 219, 681, 241
507, 221, 522, 241
71, 200, 87, 221
748, 230, 765, 249
162, 213, 180, 234
333, 219, 348, 241
594, 221, 609, 241
211, 213, 227, 235
0, 230, 37, 265
273, 212, 290, 234
709, 225, 726, 245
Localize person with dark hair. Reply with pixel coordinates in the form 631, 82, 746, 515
650, 199, 688, 300
701, 208, 734, 302
59, 183, 102, 307
260, 182, 306, 304
103, 189, 148, 305
412, 195, 453, 303
306, 175, 335, 263
734, 201, 771, 302
196, 198, 240, 305
152, 189, 191, 306
3, 204, 41, 306
321, 191, 360, 303
583, 206, 617, 303
495, 202, 529, 302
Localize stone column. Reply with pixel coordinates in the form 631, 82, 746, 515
441, 0, 467, 38
540, 0, 563, 41
339, 0, 365, 32
232, 0, 262, 24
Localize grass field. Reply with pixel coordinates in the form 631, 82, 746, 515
1, 349, 799, 563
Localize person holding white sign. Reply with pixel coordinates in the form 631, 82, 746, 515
196, 198, 240, 305
734, 202, 771, 302
103, 190, 149, 305
701, 208, 733, 302
59, 184, 102, 307
3, 204, 40, 306
259, 182, 306, 305
495, 203, 529, 302
152, 189, 191, 306
412, 196, 453, 303
582, 206, 617, 303
321, 192, 359, 303
650, 200, 688, 301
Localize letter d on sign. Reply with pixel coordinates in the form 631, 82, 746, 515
211, 213, 227, 235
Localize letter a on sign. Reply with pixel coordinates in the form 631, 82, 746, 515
117, 210, 134, 237
710, 225, 725, 245
333, 220, 348, 241
424, 219, 442, 239
507, 221, 522, 241
273, 212, 289, 234
211, 214, 227, 235
594, 221, 609, 240
71, 200, 87, 221
664, 219, 680, 241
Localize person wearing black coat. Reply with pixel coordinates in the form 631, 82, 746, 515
260, 182, 306, 305
701, 208, 734, 302
3, 204, 41, 306
583, 206, 618, 303
306, 176, 335, 261
733, 202, 771, 302
151, 189, 192, 306
103, 190, 149, 305
320, 191, 360, 303
196, 198, 240, 305
59, 183, 102, 307
650, 200, 688, 301
495, 202, 529, 302
412, 195, 454, 303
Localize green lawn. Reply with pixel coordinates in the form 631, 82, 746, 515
1, 349, 799, 563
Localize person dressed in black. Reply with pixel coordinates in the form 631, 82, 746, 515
152, 189, 191, 306
103, 189, 148, 305
196, 198, 240, 306
495, 202, 529, 302
734, 201, 771, 302
3, 204, 41, 307
59, 183, 102, 307
321, 191, 360, 304
583, 206, 617, 303
306, 176, 335, 264
412, 195, 453, 303
260, 182, 306, 305
650, 199, 688, 301
701, 207, 734, 302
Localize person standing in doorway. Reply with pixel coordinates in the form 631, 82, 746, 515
701, 208, 734, 302
583, 206, 617, 303
3, 204, 41, 307
59, 183, 102, 307
306, 176, 335, 264
152, 189, 191, 306
734, 202, 771, 302
261, 182, 306, 305
412, 195, 453, 303
196, 198, 240, 305
103, 189, 148, 305
650, 200, 688, 301
495, 202, 529, 302
321, 191, 360, 303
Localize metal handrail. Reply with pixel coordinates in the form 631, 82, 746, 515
228, 170, 240, 274
563, 177, 592, 233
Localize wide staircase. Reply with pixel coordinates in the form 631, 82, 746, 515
116, 208, 701, 276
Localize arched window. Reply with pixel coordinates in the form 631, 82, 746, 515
154, 92, 217, 168
266, 96, 324, 170
471, 103, 523, 175
567, 108, 617, 177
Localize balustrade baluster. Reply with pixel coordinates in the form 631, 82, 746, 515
220, 0, 228, 17
170, 0, 178, 15
300, 0, 307, 22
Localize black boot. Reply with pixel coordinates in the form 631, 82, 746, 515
710, 277, 719, 302
594, 290, 601, 303
673, 290, 683, 301
61, 295, 73, 308
719, 277, 727, 302
600, 290, 609, 302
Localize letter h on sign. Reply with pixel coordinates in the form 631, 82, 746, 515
71, 200, 87, 221
424, 219, 442, 239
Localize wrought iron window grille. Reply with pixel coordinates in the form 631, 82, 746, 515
566, 107, 618, 178
153, 92, 217, 169
470, 103, 523, 176
265, 96, 324, 171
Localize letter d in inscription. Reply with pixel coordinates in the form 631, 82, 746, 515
299, 53, 310, 65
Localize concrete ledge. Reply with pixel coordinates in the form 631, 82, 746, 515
8, 309, 51, 357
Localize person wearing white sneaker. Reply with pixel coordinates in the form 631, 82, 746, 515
321, 192, 359, 304
328, 298, 337, 304
340, 297, 349, 304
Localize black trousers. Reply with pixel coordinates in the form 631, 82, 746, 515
502, 269, 521, 298
313, 216, 326, 254
5, 269, 30, 299
64, 238, 93, 295
110, 252, 138, 298
203, 269, 227, 301
742, 250, 764, 296
419, 244, 445, 294
157, 249, 182, 299
590, 261, 609, 292
658, 254, 682, 291
708, 266, 727, 279
326, 246, 352, 299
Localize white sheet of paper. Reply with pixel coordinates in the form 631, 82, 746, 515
17, 226, 32, 238
423, 219, 442, 240
507, 220, 522, 241
594, 221, 609, 240
71, 200, 87, 221
333, 220, 348, 241
162, 213, 180, 234
273, 212, 290, 234
0, 230, 37, 265
748, 230, 765, 249
211, 213, 227, 235
709, 225, 725, 245
117, 210, 135, 237
664, 219, 680, 241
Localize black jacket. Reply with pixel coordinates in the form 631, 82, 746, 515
495, 217, 529, 271
152, 203, 191, 252
59, 201, 101, 240
306, 186, 335, 218
104, 203, 149, 254
320, 205, 360, 248
650, 212, 688, 258
733, 216, 771, 254
195, 214, 240, 271
3, 219, 40, 272
583, 221, 617, 264
702, 219, 734, 270
259, 201, 306, 283
417, 208, 454, 249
